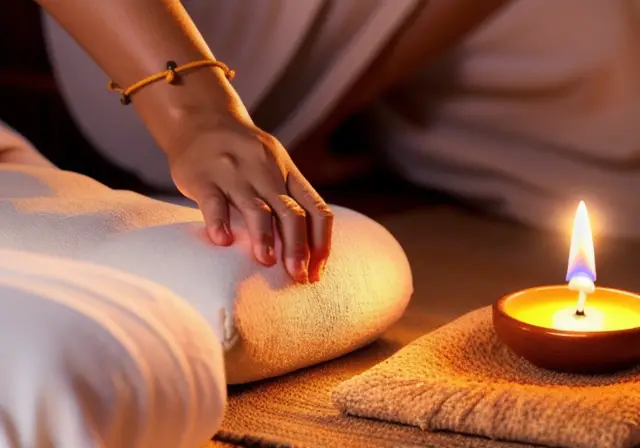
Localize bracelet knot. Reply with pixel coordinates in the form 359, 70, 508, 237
107, 59, 235, 105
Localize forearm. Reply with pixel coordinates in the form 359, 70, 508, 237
36, 0, 246, 152
317, 0, 512, 134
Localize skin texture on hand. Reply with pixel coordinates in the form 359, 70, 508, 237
34, 0, 333, 283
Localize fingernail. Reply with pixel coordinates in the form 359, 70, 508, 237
208, 223, 233, 246
221, 222, 232, 237
287, 258, 309, 283
310, 260, 326, 283
255, 244, 276, 266
266, 245, 276, 262
298, 260, 309, 283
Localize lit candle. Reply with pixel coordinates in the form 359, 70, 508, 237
501, 286, 640, 333
499, 202, 640, 333
493, 202, 640, 372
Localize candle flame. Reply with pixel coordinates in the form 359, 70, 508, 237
566, 202, 596, 315
566, 201, 596, 283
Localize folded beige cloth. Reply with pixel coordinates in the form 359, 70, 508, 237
333, 307, 640, 448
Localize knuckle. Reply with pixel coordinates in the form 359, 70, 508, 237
200, 191, 227, 210
258, 132, 281, 148
216, 152, 239, 170
291, 185, 333, 219
243, 197, 272, 215
277, 195, 306, 219
247, 141, 272, 164
283, 209, 307, 222
312, 203, 334, 221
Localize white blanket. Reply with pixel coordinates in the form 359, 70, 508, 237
0, 163, 412, 384
0, 248, 225, 448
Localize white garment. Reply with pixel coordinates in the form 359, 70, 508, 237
374, 0, 640, 237
0, 249, 226, 448
41, 0, 418, 190
43, 0, 640, 237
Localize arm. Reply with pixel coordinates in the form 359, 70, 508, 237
34, 0, 332, 284
35, 0, 246, 152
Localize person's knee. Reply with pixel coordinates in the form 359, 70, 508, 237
0, 250, 226, 448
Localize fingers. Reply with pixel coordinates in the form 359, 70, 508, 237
287, 173, 334, 282
196, 184, 277, 268
267, 194, 310, 284
197, 186, 234, 246
188, 158, 328, 284
229, 188, 277, 267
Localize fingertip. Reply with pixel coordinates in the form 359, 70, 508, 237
198, 188, 233, 246
308, 259, 326, 283
286, 258, 309, 284
207, 223, 234, 246
265, 244, 276, 265
253, 243, 276, 267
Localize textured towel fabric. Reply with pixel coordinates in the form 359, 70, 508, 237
215, 312, 537, 448
0, 163, 412, 384
199, 200, 640, 448
333, 307, 640, 448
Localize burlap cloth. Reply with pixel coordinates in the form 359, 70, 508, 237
213, 313, 535, 448
333, 307, 640, 448
211, 202, 640, 448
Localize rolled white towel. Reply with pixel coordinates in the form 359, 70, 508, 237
0, 163, 413, 384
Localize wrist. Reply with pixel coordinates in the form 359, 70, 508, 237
130, 66, 248, 155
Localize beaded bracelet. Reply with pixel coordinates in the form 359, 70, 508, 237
107, 59, 236, 105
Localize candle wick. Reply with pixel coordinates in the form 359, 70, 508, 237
575, 290, 588, 317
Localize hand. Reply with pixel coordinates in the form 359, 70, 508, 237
167, 114, 333, 284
